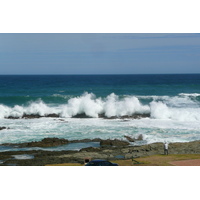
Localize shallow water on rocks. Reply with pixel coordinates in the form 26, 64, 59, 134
12, 154, 35, 160
0, 142, 100, 152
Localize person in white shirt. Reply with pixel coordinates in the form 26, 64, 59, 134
164, 142, 168, 155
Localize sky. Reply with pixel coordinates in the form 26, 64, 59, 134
0, 33, 200, 75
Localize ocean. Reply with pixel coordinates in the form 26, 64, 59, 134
0, 74, 200, 151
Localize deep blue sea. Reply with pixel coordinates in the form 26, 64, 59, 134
1, 74, 200, 151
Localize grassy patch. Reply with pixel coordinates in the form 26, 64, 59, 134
130, 154, 200, 166
46, 163, 83, 166
46, 154, 200, 166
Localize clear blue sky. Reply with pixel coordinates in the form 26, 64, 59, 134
0, 33, 200, 75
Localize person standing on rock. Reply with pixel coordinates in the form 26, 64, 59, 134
164, 142, 168, 155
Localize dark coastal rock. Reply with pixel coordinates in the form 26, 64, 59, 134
100, 113, 150, 119
100, 139, 130, 147
70, 138, 102, 143
119, 114, 150, 119
169, 141, 200, 154
6, 116, 20, 119
0, 137, 102, 148
6, 113, 60, 119
7, 114, 43, 119
22, 113, 60, 119
62, 112, 150, 119
124, 134, 143, 142
0, 127, 8, 131
124, 136, 135, 142
1, 140, 200, 166
136, 134, 143, 141
19, 137, 69, 148
45, 114, 60, 118
23, 114, 41, 119
72, 113, 93, 118
1, 137, 129, 149
5, 112, 150, 120
80, 147, 101, 152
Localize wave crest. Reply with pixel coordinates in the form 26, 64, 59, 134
1, 92, 200, 121
0, 93, 150, 119
150, 101, 200, 121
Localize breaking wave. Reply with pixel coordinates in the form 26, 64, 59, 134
150, 101, 200, 121
0, 93, 150, 119
0, 92, 200, 121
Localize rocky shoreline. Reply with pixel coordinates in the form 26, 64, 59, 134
1, 137, 200, 166
5, 113, 150, 120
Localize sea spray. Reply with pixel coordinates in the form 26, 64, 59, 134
150, 101, 200, 121
1, 92, 200, 122
60, 93, 103, 118
0, 93, 150, 119
103, 93, 149, 117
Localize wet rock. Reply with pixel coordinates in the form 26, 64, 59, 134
1, 139, 200, 166
79, 147, 101, 152
1, 137, 102, 148
6, 116, 20, 119
120, 114, 150, 119
6, 113, 60, 119
136, 134, 143, 141
124, 134, 143, 142
125, 153, 133, 159
100, 139, 130, 147
45, 114, 60, 118
72, 113, 92, 118
19, 137, 69, 148
70, 113, 150, 119
0, 127, 8, 131
22, 113, 60, 119
5, 112, 150, 120
70, 138, 102, 143
22, 114, 41, 119
100, 113, 150, 119
124, 136, 135, 142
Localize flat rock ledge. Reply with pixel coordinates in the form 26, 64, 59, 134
1, 137, 130, 148
1, 139, 200, 166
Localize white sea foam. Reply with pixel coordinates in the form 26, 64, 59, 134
103, 93, 149, 117
179, 93, 200, 97
0, 93, 150, 119
59, 93, 150, 118
1, 111, 200, 146
1, 115, 200, 146
0, 100, 59, 119
12, 154, 34, 160
150, 101, 200, 121
0, 93, 200, 122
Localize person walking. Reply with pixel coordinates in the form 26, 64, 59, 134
164, 142, 168, 155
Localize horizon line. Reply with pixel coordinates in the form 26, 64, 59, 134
0, 73, 200, 76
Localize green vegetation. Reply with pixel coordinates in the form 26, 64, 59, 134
46, 154, 200, 166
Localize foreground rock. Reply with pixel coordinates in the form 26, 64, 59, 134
1, 140, 200, 166
100, 139, 129, 147
124, 134, 143, 142
19, 138, 69, 148
1, 137, 129, 148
